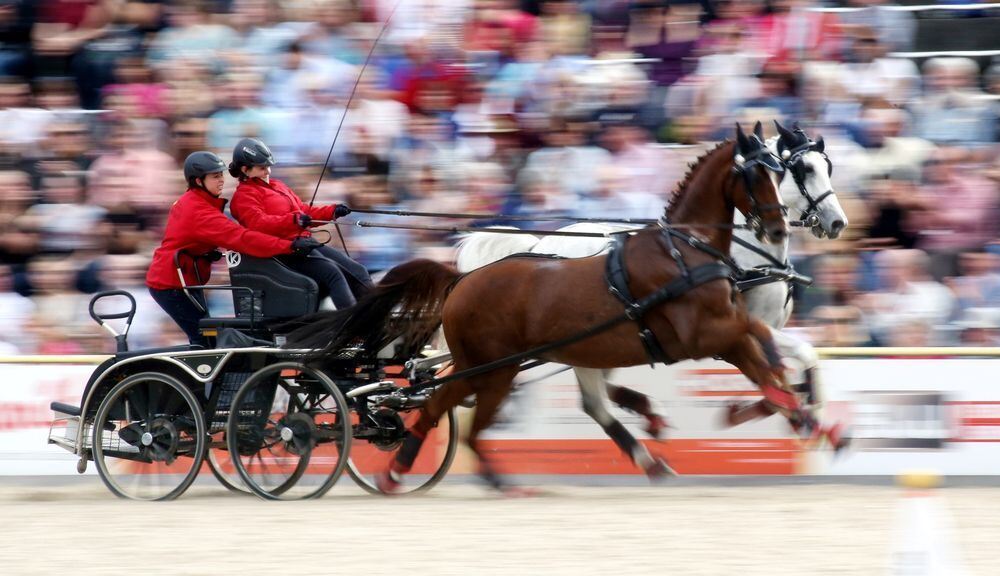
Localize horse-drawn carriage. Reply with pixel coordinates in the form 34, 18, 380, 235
47, 122, 848, 499
47, 252, 459, 500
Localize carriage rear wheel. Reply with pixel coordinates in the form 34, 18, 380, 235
91, 372, 207, 501
347, 404, 458, 495
226, 362, 351, 500
205, 438, 250, 494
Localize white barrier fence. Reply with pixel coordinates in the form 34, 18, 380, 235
2, 350, 999, 476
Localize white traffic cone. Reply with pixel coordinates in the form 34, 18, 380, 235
888, 471, 969, 576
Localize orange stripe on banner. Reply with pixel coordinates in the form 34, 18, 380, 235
687, 369, 742, 376
474, 439, 800, 475
961, 419, 1000, 426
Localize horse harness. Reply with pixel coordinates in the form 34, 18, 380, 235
782, 137, 834, 228
605, 223, 734, 366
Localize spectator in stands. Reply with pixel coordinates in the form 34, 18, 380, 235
146, 0, 237, 73
522, 117, 611, 199
913, 148, 999, 276
22, 120, 92, 188
864, 169, 922, 251
838, 26, 919, 107
860, 249, 956, 345
838, 0, 916, 53
24, 174, 106, 254
912, 57, 997, 145
0, 263, 34, 352
858, 106, 935, 180
88, 120, 180, 220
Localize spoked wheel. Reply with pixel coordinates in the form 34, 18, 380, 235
347, 395, 458, 495
91, 372, 207, 501
226, 362, 351, 500
205, 435, 249, 494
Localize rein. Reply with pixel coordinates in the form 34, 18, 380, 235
352, 219, 759, 237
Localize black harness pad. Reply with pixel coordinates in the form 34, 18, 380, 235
604, 235, 732, 366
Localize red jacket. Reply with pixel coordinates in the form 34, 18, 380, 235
230, 178, 337, 240
146, 188, 293, 290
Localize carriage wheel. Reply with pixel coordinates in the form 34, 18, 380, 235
91, 372, 207, 501
205, 437, 249, 494
347, 404, 458, 495
226, 362, 351, 500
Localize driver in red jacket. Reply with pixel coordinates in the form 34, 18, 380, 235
228, 137, 373, 309
146, 151, 321, 346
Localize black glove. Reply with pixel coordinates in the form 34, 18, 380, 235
295, 213, 312, 228
334, 204, 352, 219
204, 250, 224, 262
291, 236, 323, 256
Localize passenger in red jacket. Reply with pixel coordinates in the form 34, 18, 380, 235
228, 137, 373, 309
147, 151, 321, 346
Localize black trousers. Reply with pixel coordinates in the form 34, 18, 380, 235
279, 245, 373, 309
149, 287, 208, 347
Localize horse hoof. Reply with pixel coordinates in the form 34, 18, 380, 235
723, 402, 746, 427
645, 415, 670, 440
644, 458, 676, 481
501, 486, 543, 498
830, 425, 851, 454
375, 471, 404, 495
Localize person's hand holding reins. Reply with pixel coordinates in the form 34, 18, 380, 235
291, 236, 322, 255
334, 204, 352, 219
295, 213, 312, 228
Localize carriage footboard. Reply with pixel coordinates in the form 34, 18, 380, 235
47, 403, 83, 454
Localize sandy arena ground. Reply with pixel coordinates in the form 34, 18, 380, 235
1, 480, 996, 576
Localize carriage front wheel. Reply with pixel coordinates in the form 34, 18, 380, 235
91, 372, 207, 501
226, 362, 351, 500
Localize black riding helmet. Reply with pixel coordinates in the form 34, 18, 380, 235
184, 151, 227, 189
228, 137, 275, 179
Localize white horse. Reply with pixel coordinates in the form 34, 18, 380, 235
455, 121, 848, 476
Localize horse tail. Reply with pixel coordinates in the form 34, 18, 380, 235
285, 259, 462, 358
454, 228, 540, 273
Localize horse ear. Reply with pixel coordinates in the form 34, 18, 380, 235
815, 135, 825, 153
735, 123, 750, 151
774, 120, 794, 144
753, 121, 764, 140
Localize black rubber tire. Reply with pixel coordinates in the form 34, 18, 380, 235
91, 372, 207, 501
347, 406, 458, 495
226, 362, 351, 500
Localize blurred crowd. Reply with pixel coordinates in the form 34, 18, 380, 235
2, 0, 1000, 354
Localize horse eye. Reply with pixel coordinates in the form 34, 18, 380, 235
803, 165, 815, 174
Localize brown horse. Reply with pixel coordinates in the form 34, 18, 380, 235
289, 124, 808, 494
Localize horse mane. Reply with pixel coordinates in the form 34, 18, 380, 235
664, 139, 732, 220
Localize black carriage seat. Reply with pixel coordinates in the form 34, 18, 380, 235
198, 253, 320, 335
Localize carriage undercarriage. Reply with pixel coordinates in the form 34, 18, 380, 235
47, 343, 461, 500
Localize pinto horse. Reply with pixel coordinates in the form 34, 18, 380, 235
289, 124, 808, 494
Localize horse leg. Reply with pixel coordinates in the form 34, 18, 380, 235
463, 366, 526, 494
725, 328, 824, 424
577, 368, 674, 479
375, 378, 474, 494
601, 370, 670, 439
770, 327, 823, 410
721, 322, 844, 450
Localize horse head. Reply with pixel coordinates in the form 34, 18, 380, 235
734, 122, 788, 244
774, 120, 848, 239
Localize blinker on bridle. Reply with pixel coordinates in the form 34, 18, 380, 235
733, 135, 787, 238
